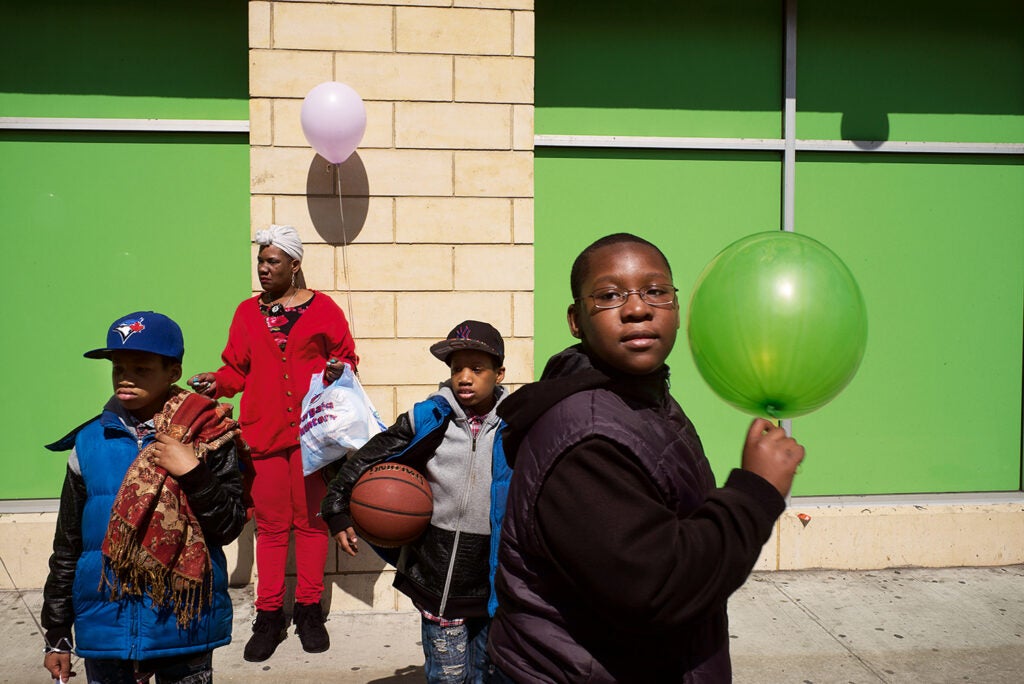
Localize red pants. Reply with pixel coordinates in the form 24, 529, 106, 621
250, 446, 329, 610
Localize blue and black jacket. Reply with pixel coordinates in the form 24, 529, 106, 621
321, 383, 510, 618
41, 398, 246, 660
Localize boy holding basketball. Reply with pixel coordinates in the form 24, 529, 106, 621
322, 320, 509, 683
488, 234, 806, 682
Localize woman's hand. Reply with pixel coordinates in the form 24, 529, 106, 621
741, 418, 806, 497
44, 651, 73, 682
151, 433, 200, 477
323, 358, 345, 384
189, 372, 217, 397
334, 527, 359, 557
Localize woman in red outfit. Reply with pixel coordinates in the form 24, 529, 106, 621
192, 224, 358, 662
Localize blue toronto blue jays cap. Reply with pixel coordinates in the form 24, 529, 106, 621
84, 311, 185, 362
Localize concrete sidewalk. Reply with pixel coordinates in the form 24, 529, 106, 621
4, 565, 1022, 683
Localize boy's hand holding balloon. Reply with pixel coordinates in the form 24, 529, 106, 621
742, 418, 805, 497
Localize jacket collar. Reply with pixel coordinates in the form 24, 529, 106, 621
433, 382, 508, 427
497, 345, 671, 463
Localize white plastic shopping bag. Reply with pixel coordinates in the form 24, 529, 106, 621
300, 365, 386, 476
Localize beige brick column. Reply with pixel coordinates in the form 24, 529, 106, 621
249, 0, 534, 611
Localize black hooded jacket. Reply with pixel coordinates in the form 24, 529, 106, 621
489, 346, 785, 683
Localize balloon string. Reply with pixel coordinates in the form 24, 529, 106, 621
334, 164, 356, 338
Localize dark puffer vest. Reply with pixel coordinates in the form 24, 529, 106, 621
490, 347, 739, 683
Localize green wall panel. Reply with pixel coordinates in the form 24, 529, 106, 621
796, 1, 1024, 143
535, 149, 1024, 496
791, 155, 1024, 494
534, 148, 785, 484
0, 131, 250, 499
535, 0, 1024, 497
0, 1, 247, 120
536, 0, 782, 138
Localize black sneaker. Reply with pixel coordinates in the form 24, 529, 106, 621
292, 602, 330, 653
243, 608, 288, 662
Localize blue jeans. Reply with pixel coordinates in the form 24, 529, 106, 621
421, 616, 492, 683
84, 651, 212, 684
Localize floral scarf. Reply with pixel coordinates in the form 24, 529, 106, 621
100, 387, 243, 628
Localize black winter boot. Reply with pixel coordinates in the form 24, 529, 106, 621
292, 602, 330, 653
243, 608, 288, 662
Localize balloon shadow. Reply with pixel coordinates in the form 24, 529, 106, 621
840, 108, 890, 150
305, 152, 371, 245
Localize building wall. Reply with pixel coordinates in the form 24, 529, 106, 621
246, 0, 536, 611
0, 1, 255, 591
3, 0, 1022, 609
248, 0, 536, 413
0, 3, 251, 500
531, 0, 1024, 498
4, 497, 1023, 601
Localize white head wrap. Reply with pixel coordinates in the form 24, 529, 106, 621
253, 224, 303, 262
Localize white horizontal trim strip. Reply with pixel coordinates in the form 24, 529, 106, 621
0, 499, 60, 514
798, 139, 1024, 154
791, 491, 1024, 508
536, 134, 785, 151
0, 117, 249, 133
536, 133, 1024, 155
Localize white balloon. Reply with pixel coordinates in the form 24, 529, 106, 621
300, 82, 367, 164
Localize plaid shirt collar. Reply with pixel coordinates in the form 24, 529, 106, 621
465, 411, 485, 439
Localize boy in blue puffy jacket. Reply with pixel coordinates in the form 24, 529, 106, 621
41, 312, 248, 684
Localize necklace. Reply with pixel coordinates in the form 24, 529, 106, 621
266, 288, 297, 316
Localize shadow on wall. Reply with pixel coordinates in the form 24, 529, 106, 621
227, 518, 255, 587
323, 548, 391, 610
841, 108, 890, 149
306, 153, 370, 246
229, 522, 392, 610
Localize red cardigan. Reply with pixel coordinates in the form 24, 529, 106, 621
213, 292, 358, 456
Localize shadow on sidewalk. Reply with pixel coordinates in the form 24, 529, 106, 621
368, 665, 425, 682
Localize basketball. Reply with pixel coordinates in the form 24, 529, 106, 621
350, 463, 433, 547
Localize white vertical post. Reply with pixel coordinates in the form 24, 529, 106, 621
783, 0, 797, 235
781, 0, 798, 438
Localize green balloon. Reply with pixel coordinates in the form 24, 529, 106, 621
687, 231, 867, 419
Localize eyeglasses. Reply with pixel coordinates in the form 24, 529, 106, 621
577, 285, 679, 310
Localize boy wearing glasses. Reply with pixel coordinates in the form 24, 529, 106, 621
488, 233, 805, 683
322, 321, 510, 683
